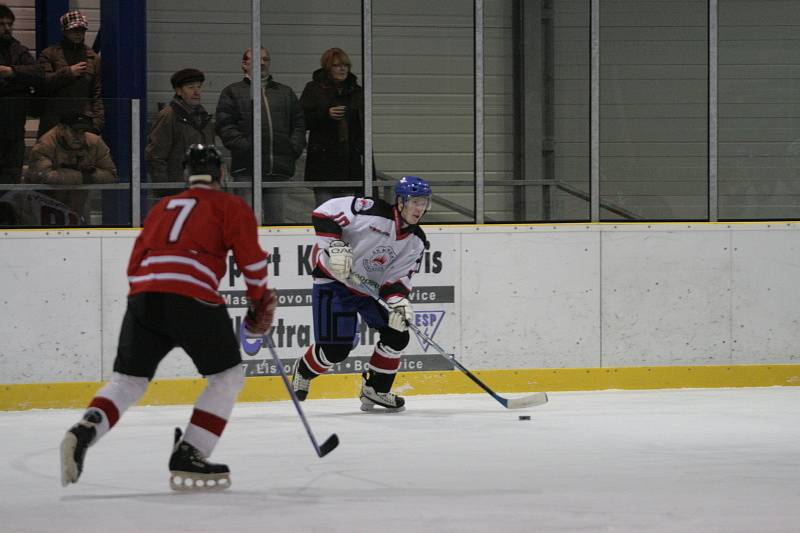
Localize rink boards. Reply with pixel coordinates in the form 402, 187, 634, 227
1, 223, 800, 409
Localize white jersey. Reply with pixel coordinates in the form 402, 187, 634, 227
311, 196, 427, 300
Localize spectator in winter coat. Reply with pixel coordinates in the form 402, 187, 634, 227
24, 112, 117, 224
0, 4, 43, 183
300, 47, 364, 207
146, 68, 215, 185
215, 47, 305, 225
36, 10, 103, 139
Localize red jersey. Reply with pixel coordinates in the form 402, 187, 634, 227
127, 185, 268, 304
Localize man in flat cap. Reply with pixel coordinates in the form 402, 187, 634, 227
145, 68, 216, 188
25, 112, 117, 224
36, 10, 103, 139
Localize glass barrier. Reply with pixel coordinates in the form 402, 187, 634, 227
600, 0, 708, 220
262, 0, 363, 224
145, 0, 364, 225
484, 0, 590, 222
145, 1, 251, 219
373, 0, 476, 223
0, 96, 131, 227
4, 3, 798, 228
718, 1, 800, 219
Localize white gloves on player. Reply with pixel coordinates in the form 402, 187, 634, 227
386, 295, 413, 332
327, 240, 353, 280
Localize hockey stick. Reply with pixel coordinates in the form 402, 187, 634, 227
350, 277, 548, 410
264, 336, 339, 457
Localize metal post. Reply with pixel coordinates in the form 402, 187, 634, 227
475, 0, 485, 224
590, 0, 600, 222
363, 0, 373, 197
100, 0, 146, 226
708, 0, 718, 221
131, 99, 141, 227
251, 0, 262, 225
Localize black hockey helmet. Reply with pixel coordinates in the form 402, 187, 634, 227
183, 144, 223, 183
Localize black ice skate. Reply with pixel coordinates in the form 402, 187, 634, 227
291, 358, 311, 401
360, 372, 406, 413
169, 428, 231, 491
60, 410, 100, 486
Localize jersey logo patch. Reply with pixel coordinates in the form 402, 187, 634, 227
354, 198, 374, 212
363, 245, 397, 271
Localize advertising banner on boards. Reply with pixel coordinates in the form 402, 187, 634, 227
225, 234, 460, 376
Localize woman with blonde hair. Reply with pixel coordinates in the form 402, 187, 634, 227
300, 47, 364, 206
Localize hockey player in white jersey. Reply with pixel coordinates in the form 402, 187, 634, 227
291, 175, 432, 412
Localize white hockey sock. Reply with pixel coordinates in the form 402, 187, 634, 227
183, 365, 245, 458
87, 372, 149, 443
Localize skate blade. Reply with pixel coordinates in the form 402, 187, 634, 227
360, 398, 406, 413
60, 432, 78, 487
169, 471, 231, 492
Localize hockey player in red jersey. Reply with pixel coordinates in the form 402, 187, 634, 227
291, 175, 432, 412
59, 144, 277, 491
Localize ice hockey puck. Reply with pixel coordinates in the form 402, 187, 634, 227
518, 415, 531, 421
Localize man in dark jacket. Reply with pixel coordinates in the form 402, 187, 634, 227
36, 10, 103, 138
0, 4, 43, 183
215, 47, 305, 225
146, 68, 215, 184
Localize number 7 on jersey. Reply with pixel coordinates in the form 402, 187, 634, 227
166, 198, 197, 242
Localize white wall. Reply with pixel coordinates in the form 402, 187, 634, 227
1, 223, 799, 385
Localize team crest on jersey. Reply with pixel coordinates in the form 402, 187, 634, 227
363, 245, 397, 271
354, 198, 374, 212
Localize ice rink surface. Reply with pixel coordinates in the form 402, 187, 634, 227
2, 387, 799, 533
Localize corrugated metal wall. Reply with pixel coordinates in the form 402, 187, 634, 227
718, 0, 800, 219
6, 1, 35, 50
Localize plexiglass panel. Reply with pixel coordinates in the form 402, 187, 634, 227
0, 96, 132, 227
262, 0, 363, 223
600, 0, 708, 220
373, 0, 475, 223
718, 1, 800, 219
484, 0, 590, 222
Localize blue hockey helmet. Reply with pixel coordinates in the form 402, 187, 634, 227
394, 175, 432, 202
395, 176, 432, 224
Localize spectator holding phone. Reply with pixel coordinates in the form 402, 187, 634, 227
36, 10, 104, 138
300, 47, 364, 206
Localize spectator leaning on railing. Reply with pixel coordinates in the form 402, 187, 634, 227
0, 4, 43, 184
36, 10, 103, 139
24, 112, 117, 224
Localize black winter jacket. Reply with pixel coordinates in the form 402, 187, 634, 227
0, 38, 43, 139
215, 76, 305, 179
299, 69, 364, 182
145, 97, 215, 182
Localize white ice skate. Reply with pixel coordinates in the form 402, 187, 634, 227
360, 383, 406, 413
